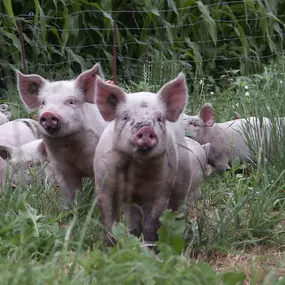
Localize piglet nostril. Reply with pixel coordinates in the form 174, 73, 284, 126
51, 117, 58, 125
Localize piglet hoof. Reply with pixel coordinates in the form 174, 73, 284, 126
141, 240, 160, 254
58, 197, 74, 211
141, 227, 160, 252
141, 240, 156, 248
129, 228, 142, 238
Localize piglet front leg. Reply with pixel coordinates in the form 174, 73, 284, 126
142, 193, 171, 243
53, 166, 83, 208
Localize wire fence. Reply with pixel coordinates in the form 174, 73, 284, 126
0, 0, 284, 96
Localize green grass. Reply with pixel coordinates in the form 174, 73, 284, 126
2, 58, 285, 284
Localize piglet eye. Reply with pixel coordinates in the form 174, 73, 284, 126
193, 122, 198, 127
41, 101, 45, 106
69, 99, 75, 105
29, 162, 34, 168
157, 116, 162, 122
122, 115, 129, 121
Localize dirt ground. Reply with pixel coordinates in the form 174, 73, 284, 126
199, 246, 285, 284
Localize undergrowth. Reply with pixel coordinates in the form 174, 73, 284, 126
1, 58, 285, 283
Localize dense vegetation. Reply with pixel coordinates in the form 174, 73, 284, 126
0, 59, 285, 284
1, 0, 285, 94
1, 1, 285, 283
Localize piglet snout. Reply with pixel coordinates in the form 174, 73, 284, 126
40, 112, 60, 133
134, 126, 158, 151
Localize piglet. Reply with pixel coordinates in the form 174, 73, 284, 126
16, 63, 108, 202
0, 139, 56, 189
183, 103, 272, 172
184, 138, 211, 201
0, 119, 42, 190
94, 73, 192, 245
0, 104, 12, 121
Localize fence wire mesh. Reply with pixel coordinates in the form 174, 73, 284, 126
0, 0, 285, 97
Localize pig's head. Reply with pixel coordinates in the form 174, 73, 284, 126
16, 63, 104, 138
0, 139, 49, 188
0, 104, 10, 113
184, 103, 216, 142
0, 104, 12, 121
95, 73, 187, 158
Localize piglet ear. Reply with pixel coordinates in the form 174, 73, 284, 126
95, 76, 126, 121
199, 103, 216, 127
37, 139, 49, 162
0, 145, 15, 160
157, 72, 187, 122
16, 70, 46, 109
75, 62, 105, 104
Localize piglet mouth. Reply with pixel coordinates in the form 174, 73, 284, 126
134, 145, 155, 154
44, 125, 61, 134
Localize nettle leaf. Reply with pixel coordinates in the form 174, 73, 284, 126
232, 156, 241, 166
194, 261, 218, 281
157, 210, 186, 255
111, 222, 141, 249
219, 272, 246, 285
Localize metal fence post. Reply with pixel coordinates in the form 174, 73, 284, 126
112, 20, 117, 84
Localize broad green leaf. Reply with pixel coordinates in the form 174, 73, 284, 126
49, 26, 63, 45
0, 28, 21, 51
3, 0, 16, 27
66, 48, 85, 69
221, 8, 249, 60
197, 1, 217, 45
219, 272, 246, 285
157, 210, 186, 255
167, 0, 178, 14
62, 6, 70, 47
33, 0, 46, 43
151, 9, 160, 17
33, 0, 39, 25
